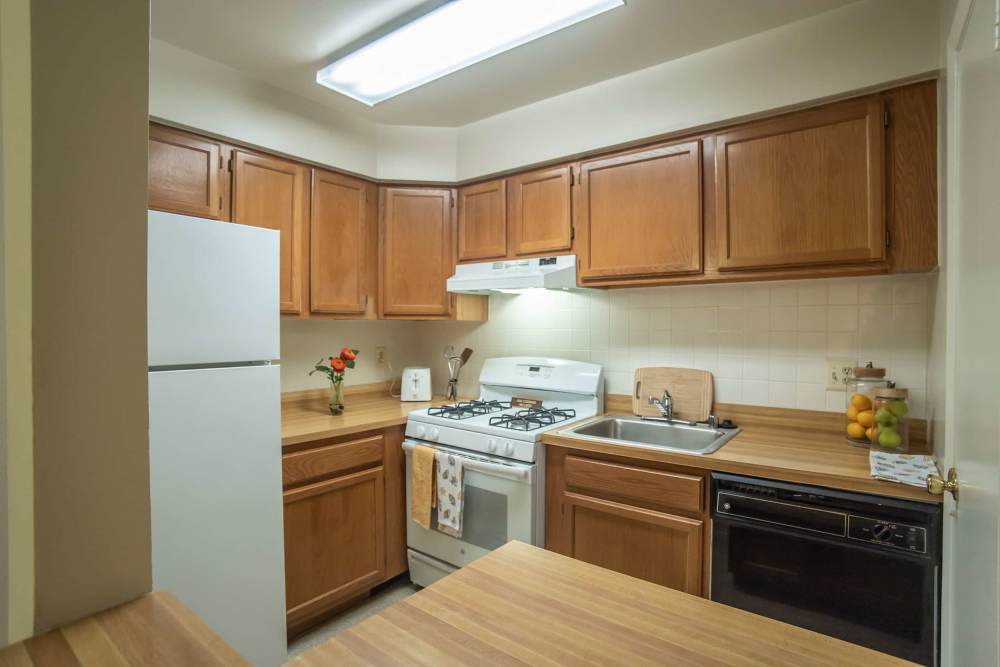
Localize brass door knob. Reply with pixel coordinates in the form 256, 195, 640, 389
927, 467, 959, 501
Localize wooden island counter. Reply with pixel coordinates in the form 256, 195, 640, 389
289, 541, 918, 666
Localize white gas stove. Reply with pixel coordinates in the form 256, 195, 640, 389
404, 357, 604, 462
403, 357, 603, 588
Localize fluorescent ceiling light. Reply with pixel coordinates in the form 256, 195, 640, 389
316, 0, 624, 106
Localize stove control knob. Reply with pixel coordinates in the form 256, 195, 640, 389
428, 428, 440, 441
504, 442, 515, 455
487, 439, 498, 452
415, 425, 427, 438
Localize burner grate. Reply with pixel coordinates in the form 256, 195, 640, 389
428, 400, 512, 420
488, 407, 577, 432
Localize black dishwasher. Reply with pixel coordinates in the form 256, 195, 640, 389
710, 473, 941, 666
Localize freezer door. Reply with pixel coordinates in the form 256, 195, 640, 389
148, 210, 279, 366
149, 365, 286, 666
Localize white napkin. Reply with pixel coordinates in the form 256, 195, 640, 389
870, 450, 941, 488
434, 450, 464, 538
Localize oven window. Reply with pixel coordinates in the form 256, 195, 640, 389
722, 523, 928, 655
448, 484, 508, 551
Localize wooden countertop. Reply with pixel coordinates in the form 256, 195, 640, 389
289, 541, 918, 666
281, 387, 452, 448
543, 403, 940, 503
0, 590, 247, 666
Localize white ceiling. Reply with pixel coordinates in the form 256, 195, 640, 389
151, 0, 856, 127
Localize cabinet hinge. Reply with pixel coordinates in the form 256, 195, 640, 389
883, 110, 890, 128
227, 157, 233, 172
885, 229, 891, 248
571, 227, 576, 241
569, 169, 575, 186
218, 155, 223, 170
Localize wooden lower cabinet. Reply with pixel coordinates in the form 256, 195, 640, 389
283, 426, 406, 636
546, 446, 710, 597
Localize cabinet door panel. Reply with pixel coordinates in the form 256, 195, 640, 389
578, 142, 702, 281
311, 169, 371, 315
715, 97, 885, 270
507, 166, 572, 256
379, 187, 453, 317
565, 492, 703, 596
458, 179, 506, 261
283, 467, 386, 628
148, 124, 224, 219
232, 150, 308, 314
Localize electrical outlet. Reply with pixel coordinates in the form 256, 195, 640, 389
826, 359, 856, 391
375, 346, 387, 364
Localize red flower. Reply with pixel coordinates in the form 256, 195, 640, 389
340, 347, 357, 361
330, 357, 346, 372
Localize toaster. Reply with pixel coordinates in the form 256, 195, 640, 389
401, 367, 432, 401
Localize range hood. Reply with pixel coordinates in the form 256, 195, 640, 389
446, 255, 579, 294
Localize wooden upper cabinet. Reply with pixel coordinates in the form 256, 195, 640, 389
457, 179, 507, 262
148, 123, 227, 220
715, 96, 886, 271
310, 169, 374, 316
379, 187, 454, 318
507, 165, 573, 257
232, 150, 309, 315
577, 142, 703, 282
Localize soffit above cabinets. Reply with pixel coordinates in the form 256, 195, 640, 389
150, 0, 853, 127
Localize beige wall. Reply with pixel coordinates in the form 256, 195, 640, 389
149, 0, 942, 183
31, 0, 151, 631
0, 0, 34, 644
280, 319, 423, 393
150, 38, 379, 178
455, 0, 942, 179
418, 276, 934, 419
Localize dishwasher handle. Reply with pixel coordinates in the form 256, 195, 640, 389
716, 491, 848, 538
402, 440, 533, 483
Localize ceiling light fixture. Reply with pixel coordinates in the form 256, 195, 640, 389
316, 0, 624, 106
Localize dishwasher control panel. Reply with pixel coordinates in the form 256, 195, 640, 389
848, 516, 927, 553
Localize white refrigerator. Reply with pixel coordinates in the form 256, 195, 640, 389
147, 210, 286, 666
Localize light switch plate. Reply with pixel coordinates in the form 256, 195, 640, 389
826, 359, 856, 391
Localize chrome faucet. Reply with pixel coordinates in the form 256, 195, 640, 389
649, 388, 674, 420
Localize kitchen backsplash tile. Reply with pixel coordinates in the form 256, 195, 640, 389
418, 274, 932, 417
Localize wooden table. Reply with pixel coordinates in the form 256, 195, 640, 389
289, 541, 918, 666
0, 590, 247, 666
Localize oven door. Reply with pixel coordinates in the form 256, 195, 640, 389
712, 515, 938, 666
403, 439, 537, 570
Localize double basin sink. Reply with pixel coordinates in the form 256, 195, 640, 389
566, 415, 740, 455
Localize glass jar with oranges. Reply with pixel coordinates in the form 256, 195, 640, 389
845, 363, 888, 447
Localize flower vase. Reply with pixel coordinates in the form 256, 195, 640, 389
329, 380, 345, 416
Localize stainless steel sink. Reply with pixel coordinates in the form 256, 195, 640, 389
566, 415, 740, 455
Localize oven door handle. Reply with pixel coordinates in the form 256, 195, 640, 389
402, 441, 532, 483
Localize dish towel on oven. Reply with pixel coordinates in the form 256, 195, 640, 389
434, 450, 465, 538
410, 444, 437, 530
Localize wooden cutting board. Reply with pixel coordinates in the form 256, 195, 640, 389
632, 367, 713, 422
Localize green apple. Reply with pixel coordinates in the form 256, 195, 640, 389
878, 427, 902, 449
874, 407, 898, 427
887, 399, 909, 418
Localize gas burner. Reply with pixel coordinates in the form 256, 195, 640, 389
489, 407, 577, 431
428, 400, 512, 420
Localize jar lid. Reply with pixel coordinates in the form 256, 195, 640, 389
875, 387, 909, 399
853, 363, 886, 379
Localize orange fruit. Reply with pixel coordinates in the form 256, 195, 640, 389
846, 405, 859, 421
851, 393, 873, 411
865, 427, 875, 442
847, 423, 866, 439
856, 410, 874, 428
